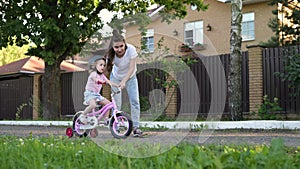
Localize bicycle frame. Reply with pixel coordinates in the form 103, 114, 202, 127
86, 90, 120, 125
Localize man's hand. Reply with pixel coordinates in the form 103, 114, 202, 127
119, 80, 126, 89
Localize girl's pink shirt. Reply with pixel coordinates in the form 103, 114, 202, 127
85, 71, 108, 93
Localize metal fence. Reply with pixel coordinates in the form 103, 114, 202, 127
0, 77, 33, 120
263, 45, 300, 115
3, 46, 300, 120
177, 52, 249, 120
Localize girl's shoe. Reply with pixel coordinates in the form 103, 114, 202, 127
98, 117, 109, 126
79, 114, 88, 124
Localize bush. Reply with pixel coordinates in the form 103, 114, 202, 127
254, 95, 283, 120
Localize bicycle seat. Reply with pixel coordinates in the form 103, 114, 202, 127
83, 98, 103, 106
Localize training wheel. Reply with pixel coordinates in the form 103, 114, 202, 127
89, 128, 98, 138
66, 127, 73, 138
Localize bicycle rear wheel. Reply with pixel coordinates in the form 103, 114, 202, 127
110, 112, 133, 139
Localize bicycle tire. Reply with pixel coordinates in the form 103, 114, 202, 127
109, 111, 133, 139
72, 112, 89, 137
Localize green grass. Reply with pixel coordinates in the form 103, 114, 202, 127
0, 136, 299, 169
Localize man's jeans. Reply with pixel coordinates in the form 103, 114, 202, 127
110, 74, 140, 128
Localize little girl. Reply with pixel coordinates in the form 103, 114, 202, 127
80, 56, 118, 124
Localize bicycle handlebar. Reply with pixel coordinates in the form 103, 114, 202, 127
111, 87, 121, 96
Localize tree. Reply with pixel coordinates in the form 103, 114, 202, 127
0, 0, 208, 119
228, 0, 243, 120
261, 0, 300, 47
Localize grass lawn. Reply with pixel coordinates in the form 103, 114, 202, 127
0, 135, 299, 169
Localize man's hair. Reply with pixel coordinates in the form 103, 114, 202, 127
106, 30, 127, 72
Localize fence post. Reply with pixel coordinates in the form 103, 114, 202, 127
33, 74, 42, 120
246, 45, 264, 116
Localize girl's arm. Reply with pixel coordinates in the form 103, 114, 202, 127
107, 80, 119, 87
103, 74, 119, 87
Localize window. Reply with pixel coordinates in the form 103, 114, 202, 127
142, 29, 154, 52
184, 21, 203, 46
242, 12, 255, 41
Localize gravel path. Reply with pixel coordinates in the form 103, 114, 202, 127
0, 125, 299, 147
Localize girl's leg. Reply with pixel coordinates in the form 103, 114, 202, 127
126, 75, 140, 128
83, 99, 97, 115
99, 98, 111, 119
99, 98, 110, 106
110, 74, 122, 110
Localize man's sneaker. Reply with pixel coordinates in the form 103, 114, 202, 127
133, 127, 143, 137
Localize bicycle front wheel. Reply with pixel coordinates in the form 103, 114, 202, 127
109, 112, 133, 139
72, 111, 89, 137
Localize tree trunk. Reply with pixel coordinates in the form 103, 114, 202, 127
42, 62, 62, 119
229, 0, 243, 121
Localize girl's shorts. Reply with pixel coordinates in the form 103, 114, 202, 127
83, 90, 105, 105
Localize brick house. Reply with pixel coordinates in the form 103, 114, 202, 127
125, 0, 275, 57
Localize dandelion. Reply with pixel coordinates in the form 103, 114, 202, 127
75, 150, 83, 156
18, 138, 24, 145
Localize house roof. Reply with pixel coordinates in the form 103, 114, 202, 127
0, 56, 85, 76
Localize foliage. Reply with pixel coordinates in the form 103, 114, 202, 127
0, 0, 208, 119
0, 38, 29, 66
0, 136, 299, 168
254, 95, 282, 120
139, 96, 151, 112
262, 0, 300, 47
16, 103, 28, 120
277, 49, 300, 94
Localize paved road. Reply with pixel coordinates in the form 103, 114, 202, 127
0, 125, 299, 147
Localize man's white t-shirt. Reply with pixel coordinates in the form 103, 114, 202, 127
111, 44, 138, 80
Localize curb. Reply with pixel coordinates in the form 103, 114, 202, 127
0, 120, 299, 130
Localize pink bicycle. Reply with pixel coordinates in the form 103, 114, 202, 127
66, 88, 133, 139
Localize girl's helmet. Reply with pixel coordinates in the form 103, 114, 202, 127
88, 55, 105, 66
